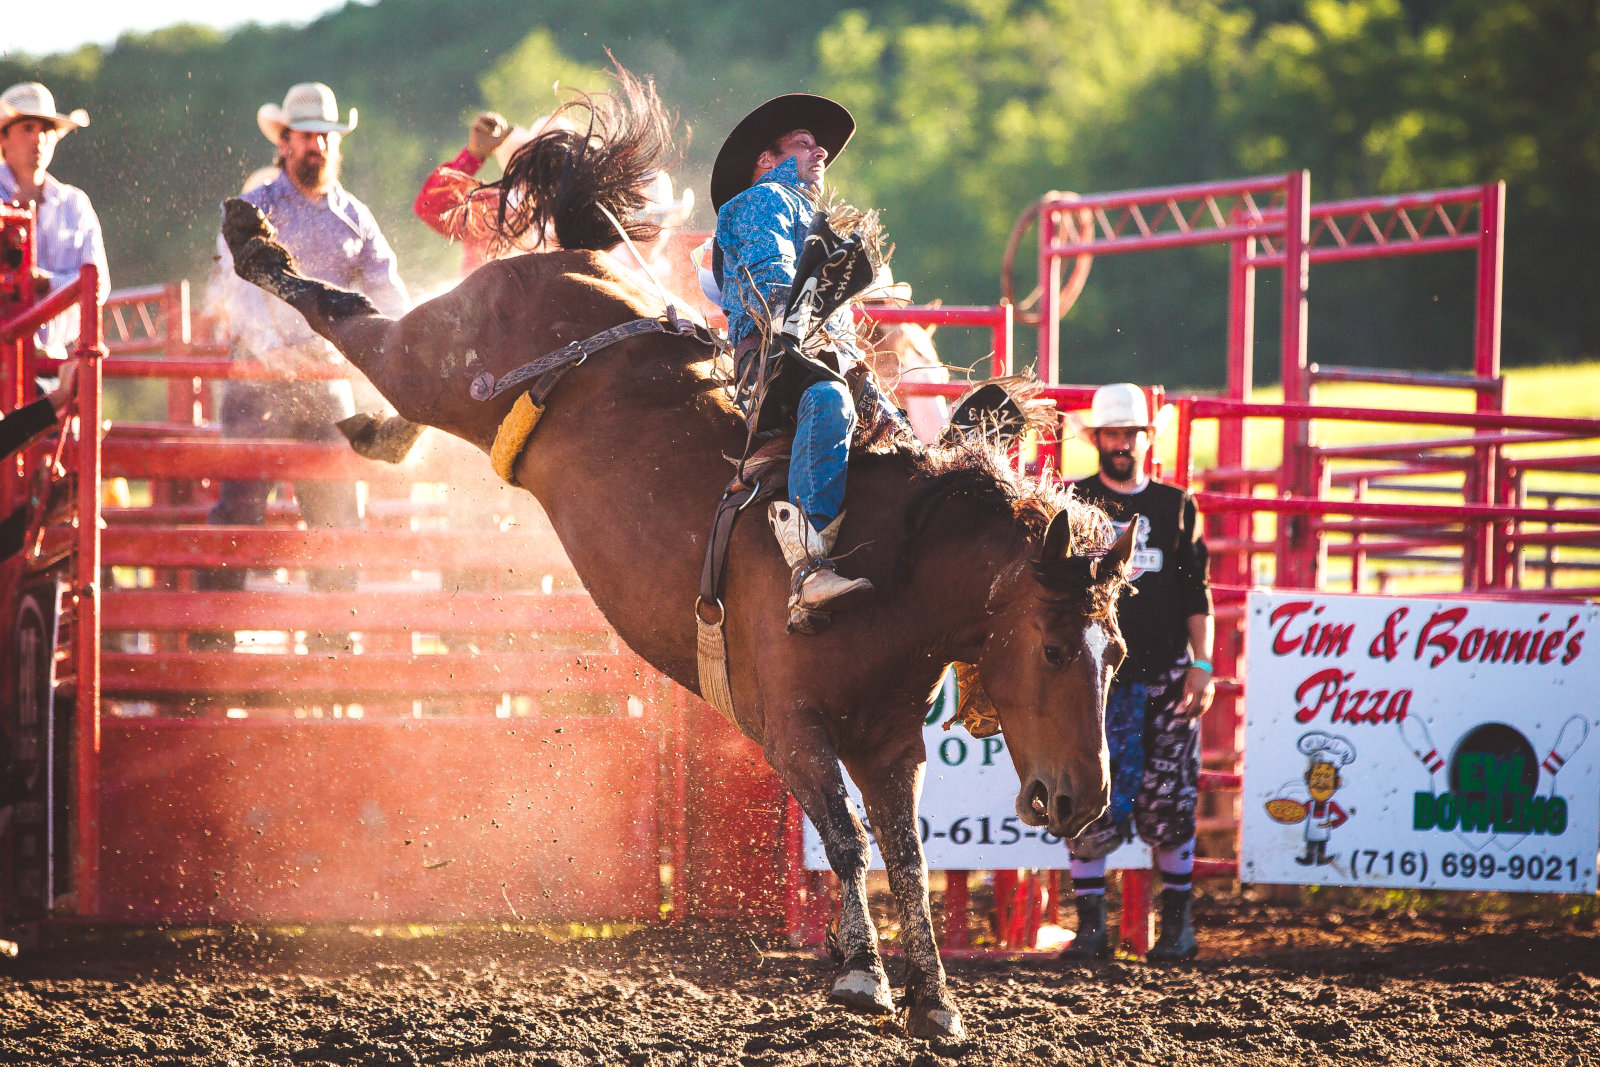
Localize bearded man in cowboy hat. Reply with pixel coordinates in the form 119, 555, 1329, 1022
711, 94, 903, 634
198, 82, 410, 653
1061, 383, 1215, 963
0, 82, 109, 359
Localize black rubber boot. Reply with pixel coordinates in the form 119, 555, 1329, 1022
1146, 888, 1198, 961
1060, 894, 1111, 961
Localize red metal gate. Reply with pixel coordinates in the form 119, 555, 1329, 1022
0, 261, 800, 928
847, 173, 1594, 953
7, 177, 1596, 948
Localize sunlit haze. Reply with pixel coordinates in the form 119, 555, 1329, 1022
2, 1, 356, 58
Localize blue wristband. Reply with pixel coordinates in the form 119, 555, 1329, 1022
1191, 659, 1213, 674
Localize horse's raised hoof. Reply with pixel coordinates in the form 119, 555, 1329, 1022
221, 198, 294, 286
905, 982, 966, 1040
828, 963, 894, 1015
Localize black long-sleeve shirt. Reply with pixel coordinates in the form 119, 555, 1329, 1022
1, 397, 56, 462
1073, 475, 1212, 680
1, 397, 60, 559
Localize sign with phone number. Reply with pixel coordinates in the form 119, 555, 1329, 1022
1241, 591, 1599, 894
803, 671, 1151, 871
1342, 848, 1583, 885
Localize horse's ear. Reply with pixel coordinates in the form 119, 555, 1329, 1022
1093, 522, 1138, 582
1040, 509, 1076, 560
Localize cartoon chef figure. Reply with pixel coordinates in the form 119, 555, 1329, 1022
1265, 732, 1356, 866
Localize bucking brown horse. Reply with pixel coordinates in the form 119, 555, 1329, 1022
221, 73, 1131, 1040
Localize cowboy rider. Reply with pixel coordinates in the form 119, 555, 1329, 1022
710, 94, 889, 634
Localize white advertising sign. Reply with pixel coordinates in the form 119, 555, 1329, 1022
803, 672, 1150, 871
1242, 591, 1599, 894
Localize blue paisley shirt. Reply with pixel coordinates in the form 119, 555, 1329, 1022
713, 156, 861, 360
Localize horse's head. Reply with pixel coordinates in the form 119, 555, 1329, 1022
977, 509, 1134, 841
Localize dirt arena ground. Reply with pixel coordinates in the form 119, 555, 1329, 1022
2, 890, 1597, 1066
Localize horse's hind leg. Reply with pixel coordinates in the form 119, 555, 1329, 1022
763, 714, 893, 1015
851, 749, 966, 1040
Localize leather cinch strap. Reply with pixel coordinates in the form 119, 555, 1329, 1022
694, 447, 789, 724
478, 307, 717, 483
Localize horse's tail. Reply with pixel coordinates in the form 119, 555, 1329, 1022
485, 66, 677, 255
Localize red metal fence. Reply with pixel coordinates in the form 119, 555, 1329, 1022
1, 264, 799, 928
92, 341, 795, 926
2, 199, 106, 920
6, 173, 1597, 953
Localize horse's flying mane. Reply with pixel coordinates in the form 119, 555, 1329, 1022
484, 66, 677, 256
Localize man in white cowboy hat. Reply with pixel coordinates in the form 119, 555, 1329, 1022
0, 81, 109, 358
857, 265, 951, 445
607, 167, 698, 298
711, 93, 902, 634
1061, 382, 1215, 963
200, 82, 410, 652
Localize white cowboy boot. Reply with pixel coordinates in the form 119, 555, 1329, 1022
768, 502, 873, 634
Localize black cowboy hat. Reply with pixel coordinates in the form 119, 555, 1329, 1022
710, 94, 855, 211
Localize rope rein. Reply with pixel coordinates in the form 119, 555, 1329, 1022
595, 201, 676, 312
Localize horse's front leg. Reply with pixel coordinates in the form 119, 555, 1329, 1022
763, 710, 893, 1015
849, 746, 966, 1041
223, 199, 383, 340
221, 199, 407, 406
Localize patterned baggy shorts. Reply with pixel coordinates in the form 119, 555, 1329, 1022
1066, 660, 1200, 860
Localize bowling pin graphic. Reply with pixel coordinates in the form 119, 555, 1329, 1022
1399, 715, 1484, 851
1494, 716, 1589, 852
1398, 715, 1445, 783
1541, 715, 1590, 795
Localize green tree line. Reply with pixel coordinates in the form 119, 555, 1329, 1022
4, 0, 1592, 385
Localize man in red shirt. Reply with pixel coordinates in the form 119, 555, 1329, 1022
413, 112, 560, 274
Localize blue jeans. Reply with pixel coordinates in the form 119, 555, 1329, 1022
790, 379, 855, 533
732, 335, 905, 534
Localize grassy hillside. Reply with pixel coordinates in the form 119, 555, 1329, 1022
6, 0, 1598, 382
